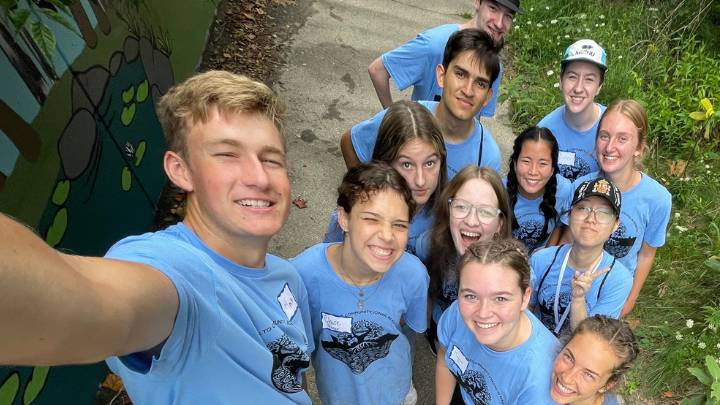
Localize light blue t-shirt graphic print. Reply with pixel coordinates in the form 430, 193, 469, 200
291, 243, 429, 405
104, 223, 313, 405
350, 100, 502, 177
538, 105, 606, 181
382, 23, 502, 118
505, 174, 574, 253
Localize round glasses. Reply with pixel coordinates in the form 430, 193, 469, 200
570, 205, 616, 224
449, 198, 501, 223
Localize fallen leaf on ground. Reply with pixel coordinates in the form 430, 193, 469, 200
292, 196, 308, 208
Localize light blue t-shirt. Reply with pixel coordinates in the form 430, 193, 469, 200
438, 302, 559, 404
323, 205, 434, 257
538, 105, 606, 181
382, 23, 502, 118
104, 223, 314, 405
530, 244, 633, 336
291, 243, 429, 405
351, 100, 502, 176
504, 174, 574, 253
568, 172, 672, 275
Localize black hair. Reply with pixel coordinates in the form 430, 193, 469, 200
442, 29, 501, 84
506, 126, 560, 242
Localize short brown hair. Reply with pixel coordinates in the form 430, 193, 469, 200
337, 161, 416, 220
156, 70, 285, 157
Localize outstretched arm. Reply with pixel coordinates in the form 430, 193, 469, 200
0, 213, 178, 366
340, 129, 361, 169
621, 243, 657, 317
368, 57, 393, 109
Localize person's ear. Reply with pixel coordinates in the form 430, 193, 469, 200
164, 151, 194, 192
520, 286, 532, 311
436, 64, 446, 89
338, 207, 350, 234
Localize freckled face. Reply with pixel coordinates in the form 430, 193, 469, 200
551, 332, 619, 403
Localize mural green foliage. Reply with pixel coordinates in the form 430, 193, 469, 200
0, 373, 20, 405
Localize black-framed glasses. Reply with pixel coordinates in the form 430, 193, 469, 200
570, 205, 616, 224
449, 198, 501, 223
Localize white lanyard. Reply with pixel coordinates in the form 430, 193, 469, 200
553, 247, 602, 334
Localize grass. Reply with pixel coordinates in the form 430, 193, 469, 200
504, 0, 720, 401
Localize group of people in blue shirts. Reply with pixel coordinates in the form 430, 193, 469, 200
0, 0, 672, 404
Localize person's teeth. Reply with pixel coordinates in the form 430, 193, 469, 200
461, 231, 480, 238
475, 322, 498, 329
370, 246, 392, 257
239, 199, 271, 207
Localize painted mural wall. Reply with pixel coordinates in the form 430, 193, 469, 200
0, 1, 217, 403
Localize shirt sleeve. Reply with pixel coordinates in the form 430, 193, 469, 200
480, 126, 502, 172
381, 33, 432, 91
644, 185, 672, 248
436, 302, 458, 349
350, 108, 388, 162
403, 258, 430, 333
588, 266, 632, 319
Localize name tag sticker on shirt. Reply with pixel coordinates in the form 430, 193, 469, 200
321, 313, 353, 334
449, 345, 469, 374
277, 283, 298, 320
558, 151, 576, 166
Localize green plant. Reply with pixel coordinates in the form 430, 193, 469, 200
0, 0, 79, 65
682, 355, 720, 404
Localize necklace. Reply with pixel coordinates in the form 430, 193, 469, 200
336, 248, 383, 311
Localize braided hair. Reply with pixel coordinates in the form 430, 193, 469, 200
506, 126, 560, 244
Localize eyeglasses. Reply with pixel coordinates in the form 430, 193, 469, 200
449, 198, 501, 223
570, 205, 616, 224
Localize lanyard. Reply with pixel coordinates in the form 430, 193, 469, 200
553, 247, 602, 334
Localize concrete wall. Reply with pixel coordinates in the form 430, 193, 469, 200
0, 1, 217, 403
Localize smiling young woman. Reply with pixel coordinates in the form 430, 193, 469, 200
570, 99, 672, 317
505, 126, 574, 253
530, 178, 633, 337
435, 238, 559, 404
550, 315, 639, 405
291, 162, 429, 405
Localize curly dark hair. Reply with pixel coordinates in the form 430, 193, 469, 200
336, 161, 416, 220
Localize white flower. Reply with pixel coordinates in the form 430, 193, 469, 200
709, 324, 717, 332
530, 7, 534, 11
716, 343, 720, 349
618, 55, 623, 59
674, 212, 680, 218
600, 14, 605, 19
675, 226, 688, 233
537, 23, 543, 27
595, 23, 599, 27
687, 319, 695, 328
705, 164, 710, 169
564, 35, 570, 39
699, 342, 707, 349
649, 7, 658, 12
547, 70, 554, 76
524, 34, 529, 39
553, 82, 560, 88
580, 13, 586, 19
545, 6, 550, 10
551, 19, 558, 24
676, 332, 683, 340
600, 22, 605, 27
585, 28, 590, 32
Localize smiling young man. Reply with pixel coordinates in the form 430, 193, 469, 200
539, 39, 608, 181
343, 29, 503, 178
0, 71, 314, 404
368, 0, 522, 119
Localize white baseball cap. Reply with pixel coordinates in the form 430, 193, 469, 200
562, 39, 607, 71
